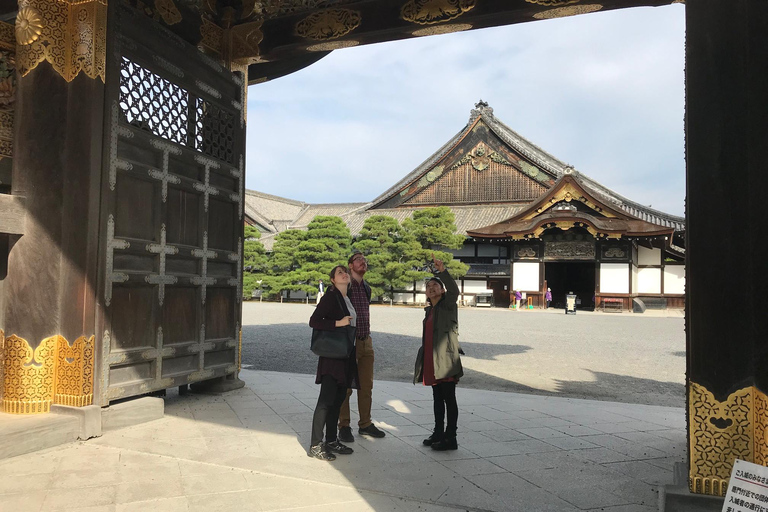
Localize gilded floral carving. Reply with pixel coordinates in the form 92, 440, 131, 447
295, 9, 361, 40
401, 0, 475, 25
15, 7, 44, 45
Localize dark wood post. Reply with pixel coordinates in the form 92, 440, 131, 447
1, 0, 107, 410
685, 0, 768, 496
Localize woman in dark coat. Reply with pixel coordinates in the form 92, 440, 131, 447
308, 265, 359, 461
414, 255, 464, 451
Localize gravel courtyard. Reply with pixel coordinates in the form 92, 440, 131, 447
241, 302, 686, 408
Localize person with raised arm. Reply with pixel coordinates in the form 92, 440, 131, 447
414, 254, 464, 451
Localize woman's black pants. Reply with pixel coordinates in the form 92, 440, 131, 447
432, 381, 458, 436
311, 374, 347, 447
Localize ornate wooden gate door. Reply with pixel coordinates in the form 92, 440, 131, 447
98, 3, 244, 403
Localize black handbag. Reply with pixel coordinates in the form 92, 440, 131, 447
310, 294, 356, 359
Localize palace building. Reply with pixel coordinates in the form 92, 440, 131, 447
245, 101, 686, 310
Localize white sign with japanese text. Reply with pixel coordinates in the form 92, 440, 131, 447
723, 459, 768, 512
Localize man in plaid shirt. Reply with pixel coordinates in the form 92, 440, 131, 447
338, 252, 387, 442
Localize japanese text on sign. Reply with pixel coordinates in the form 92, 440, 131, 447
723, 460, 768, 512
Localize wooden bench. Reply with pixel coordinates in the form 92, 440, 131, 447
601, 298, 623, 313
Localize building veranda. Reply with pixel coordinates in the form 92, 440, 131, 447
246, 102, 686, 311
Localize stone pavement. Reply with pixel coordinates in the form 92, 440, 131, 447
0, 370, 686, 512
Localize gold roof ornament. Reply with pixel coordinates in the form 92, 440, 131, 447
401, 0, 475, 25
295, 9, 362, 40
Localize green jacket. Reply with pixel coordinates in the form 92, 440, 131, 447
413, 270, 464, 385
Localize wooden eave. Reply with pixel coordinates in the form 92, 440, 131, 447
467, 174, 675, 240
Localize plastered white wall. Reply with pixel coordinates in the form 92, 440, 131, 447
638, 267, 662, 294
638, 246, 662, 266
600, 263, 629, 293
512, 262, 540, 291
664, 265, 686, 294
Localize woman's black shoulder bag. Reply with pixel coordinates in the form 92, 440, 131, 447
310, 294, 356, 359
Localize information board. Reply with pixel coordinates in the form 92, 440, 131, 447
723, 459, 768, 512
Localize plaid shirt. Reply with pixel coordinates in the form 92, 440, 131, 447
348, 278, 370, 339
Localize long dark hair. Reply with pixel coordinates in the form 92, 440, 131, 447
328, 265, 349, 291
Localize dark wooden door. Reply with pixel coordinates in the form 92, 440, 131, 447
98, 3, 245, 403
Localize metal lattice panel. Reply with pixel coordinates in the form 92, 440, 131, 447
195, 98, 235, 164
119, 57, 189, 145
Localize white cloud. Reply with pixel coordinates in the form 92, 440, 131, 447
246, 5, 686, 215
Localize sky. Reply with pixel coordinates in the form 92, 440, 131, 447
245, 4, 686, 217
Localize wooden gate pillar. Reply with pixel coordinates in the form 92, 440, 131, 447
1, 0, 106, 413
685, 0, 768, 495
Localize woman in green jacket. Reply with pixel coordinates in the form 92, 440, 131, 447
413, 255, 464, 451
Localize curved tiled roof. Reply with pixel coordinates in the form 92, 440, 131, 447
371, 102, 684, 231
250, 102, 684, 248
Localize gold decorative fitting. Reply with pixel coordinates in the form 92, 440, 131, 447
155, 0, 183, 25
306, 40, 359, 52
199, 16, 224, 56
15, 0, 107, 82
15, 7, 44, 45
2, 333, 57, 414
401, 0, 475, 25
1, 331, 96, 414
688, 382, 768, 496
229, 20, 264, 63
55, 336, 95, 407
295, 9, 362, 40
412, 23, 472, 36
0, 21, 15, 50
533, 4, 603, 19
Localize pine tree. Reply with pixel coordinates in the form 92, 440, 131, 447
275, 216, 351, 296
260, 229, 305, 296
242, 225, 267, 299
352, 215, 424, 300
401, 207, 469, 278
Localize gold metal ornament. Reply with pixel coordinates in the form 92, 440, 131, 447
229, 20, 264, 63
15, 7, 44, 45
15, 0, 107, 82
306, 40, 359, 51
0, 21, 15, 50
55, 336, 95, 407
2, 333, 57, 414
295, 9, 361, 40
155, 0, 183, 25
199, 15, 224, 56
401, 0, 475, 25
412, 23, 471, 36
528, 182, 614, 219
1, 331, 96, 414
688, 382, 766, 496
533, 4, 603, 19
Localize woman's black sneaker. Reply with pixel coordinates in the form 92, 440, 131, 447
326, 440, 354, 454
423, 431, 444, 446
308, 444, 336, 461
